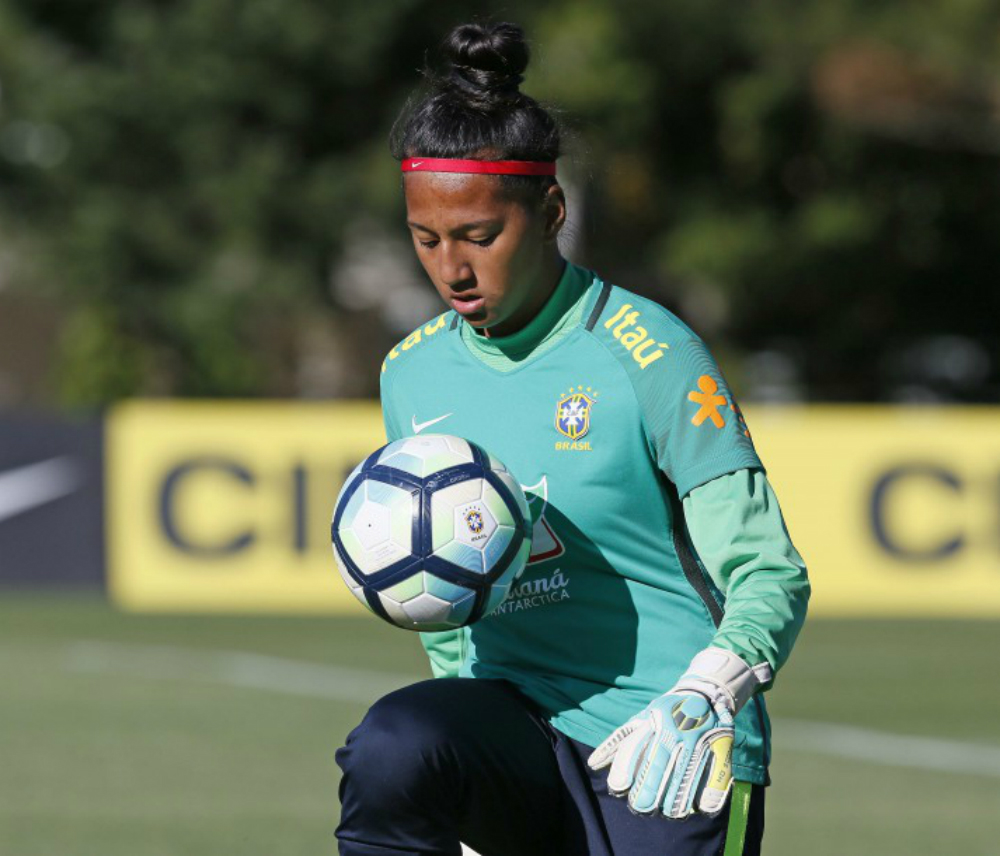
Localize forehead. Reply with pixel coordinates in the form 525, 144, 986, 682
403, 172, 517, 224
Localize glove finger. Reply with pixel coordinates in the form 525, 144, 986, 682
630, 732, 683, 814
661, 741, 706, 819
587, 723, 634, 771
662, 729, 732, 819
696, 733, 734, 816
606, 722, 653, 796
628, 711, 683, 813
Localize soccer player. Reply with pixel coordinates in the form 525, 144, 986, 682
335, 21, 809, 856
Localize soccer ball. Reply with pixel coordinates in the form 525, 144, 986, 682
331, 434, 532, 631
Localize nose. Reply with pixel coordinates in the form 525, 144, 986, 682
439, 242, 474, 290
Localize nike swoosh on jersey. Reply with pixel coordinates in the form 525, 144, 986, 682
0, 456, 83, 524
411, 413, 453, 434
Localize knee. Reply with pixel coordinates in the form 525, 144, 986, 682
344, 680, 457, 754
336, 680, 457, 791
336, 681, 468, 852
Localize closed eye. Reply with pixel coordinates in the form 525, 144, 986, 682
413, 235, 495, 249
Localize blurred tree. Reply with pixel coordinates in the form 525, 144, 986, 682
0, 0, 433, 402
529, 0, 1000, 401
0, 0, 997, 404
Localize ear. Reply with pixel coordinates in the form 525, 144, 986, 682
541, 183, 567, 243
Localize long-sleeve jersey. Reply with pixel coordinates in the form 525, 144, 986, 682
378, 260, 810, 784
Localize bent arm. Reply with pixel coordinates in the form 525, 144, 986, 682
380, 366, 467, 678
682, 467, 810, 687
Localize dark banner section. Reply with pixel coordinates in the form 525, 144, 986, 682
0, 412, 104, 586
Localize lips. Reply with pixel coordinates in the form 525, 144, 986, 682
450, 294, 486, 316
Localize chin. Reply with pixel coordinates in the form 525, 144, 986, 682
462, 307, 494, 328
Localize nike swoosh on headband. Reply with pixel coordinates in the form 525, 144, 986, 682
401, 157, 556, 176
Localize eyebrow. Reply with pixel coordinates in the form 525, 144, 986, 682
406, 219, 499, 233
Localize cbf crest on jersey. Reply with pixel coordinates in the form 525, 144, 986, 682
555, 387, 598, 440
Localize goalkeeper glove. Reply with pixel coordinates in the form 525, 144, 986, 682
587, 647, 771, 819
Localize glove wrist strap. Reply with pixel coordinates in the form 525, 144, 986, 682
670, 647, 772, 714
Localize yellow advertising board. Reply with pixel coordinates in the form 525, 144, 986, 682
107, 401, 383, 613
108, 402, 1000, 616
749, 406, 1000, 617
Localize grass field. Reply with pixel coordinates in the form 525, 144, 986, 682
3, 593, 999, 855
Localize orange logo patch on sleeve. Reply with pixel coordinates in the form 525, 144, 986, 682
688, 375, 727, 428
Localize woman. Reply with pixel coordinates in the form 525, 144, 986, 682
336, 21, 809, 856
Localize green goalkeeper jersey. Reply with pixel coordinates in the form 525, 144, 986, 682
379, 260, 809, 785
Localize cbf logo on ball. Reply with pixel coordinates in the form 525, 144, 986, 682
464, 507, 486, 537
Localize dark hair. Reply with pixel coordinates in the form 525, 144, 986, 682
390, 22, 561, 198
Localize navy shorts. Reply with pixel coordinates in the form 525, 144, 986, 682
336, 677, 764, 856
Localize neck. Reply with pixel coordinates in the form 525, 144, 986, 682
484, 252, 566, 338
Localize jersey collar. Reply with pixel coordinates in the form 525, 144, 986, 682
460, 260, 594, 361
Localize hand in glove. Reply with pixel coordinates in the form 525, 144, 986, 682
587, 647, 771, 819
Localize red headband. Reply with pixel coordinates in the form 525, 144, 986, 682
401, 157, 556, 176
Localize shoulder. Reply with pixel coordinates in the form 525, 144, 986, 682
584, 281, 706, 379
380, 311, 456, 383
586, 278, 760, 492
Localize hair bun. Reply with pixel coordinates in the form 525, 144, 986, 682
444, 22, 529, 99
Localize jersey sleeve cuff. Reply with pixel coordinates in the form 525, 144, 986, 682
671, 451, 764, 499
